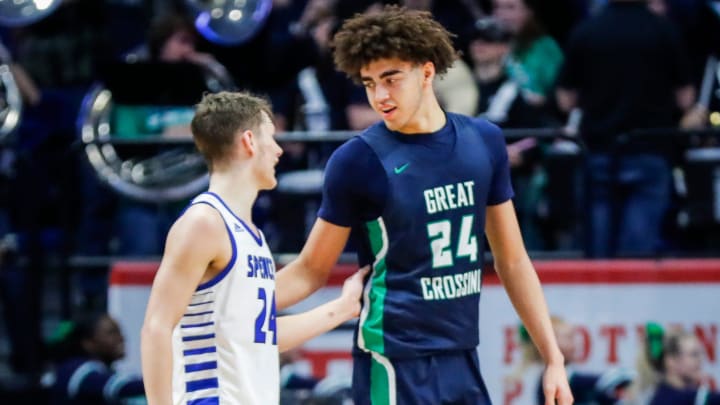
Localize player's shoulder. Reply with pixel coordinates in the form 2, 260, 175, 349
335, 134, 373, 153
171, 202, 225, 240
450, 113, 504, 140
327, 135, 375, 167
159, 202, 228, 267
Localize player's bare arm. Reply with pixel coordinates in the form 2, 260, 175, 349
485, 200, 574, 405
277, 266, 367, 352
276, 218, 352, 310
141, 205, 228, 405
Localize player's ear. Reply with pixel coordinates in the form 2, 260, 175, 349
422, 61, 435, 84
239, 129, 256, 156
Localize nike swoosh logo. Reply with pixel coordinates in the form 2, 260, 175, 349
394, 163, 410, 174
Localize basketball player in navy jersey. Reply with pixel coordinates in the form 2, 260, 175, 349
141, 91, 367, 405
275, 6, 573, 405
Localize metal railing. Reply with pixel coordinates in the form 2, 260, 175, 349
4, 126, 720, 319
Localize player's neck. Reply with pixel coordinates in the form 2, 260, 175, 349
400, 95, 446, 134
208, 170, 258, 224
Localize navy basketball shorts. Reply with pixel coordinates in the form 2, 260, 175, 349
352, 349, 492, 405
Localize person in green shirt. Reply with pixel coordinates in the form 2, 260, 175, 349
493, 0, 564, 104
489, 0, 567, 250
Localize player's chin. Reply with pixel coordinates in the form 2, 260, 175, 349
383, 119, 398, 130
262, 176, 278, 191
383, 117, 405, 132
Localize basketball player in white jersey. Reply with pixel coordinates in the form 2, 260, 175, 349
141, 91, 367, 405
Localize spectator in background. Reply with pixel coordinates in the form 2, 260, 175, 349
253, 0, 325, 132
44, 313, 144, 404
467, 20, 514, 122
285, 0, 384, 133
660, 0, 720, 102
111, 13, 230, 256
280, 348, 320, 391
264, 0, 348, 252
556, 0, 700, 257
114, 13, 230, 138
294, 0, 360, 132
506, 316, 634, 405
492, 0, 565, 251
1, 0, 111, 377
634, 323, 720, 405
206, 0, 326, 131
530, 318, 635, 405
493, 0, 564, 107
467, 17, 561, 129
648, 0, 715, 132
0, 41, 42, 386
467, 14, 561, 250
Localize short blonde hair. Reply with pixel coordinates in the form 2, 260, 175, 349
190, 91, 273, 169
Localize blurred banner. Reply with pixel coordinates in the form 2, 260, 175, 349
480, 260, 720, 404
109, 259, 720, 404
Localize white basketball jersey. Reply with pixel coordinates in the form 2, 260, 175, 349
171, 192, 279, 405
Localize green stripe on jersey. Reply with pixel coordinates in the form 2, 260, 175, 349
370, 353, 396, 405
359, 218, 388, 353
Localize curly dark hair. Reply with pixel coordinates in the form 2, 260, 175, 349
332, 5, 458, 83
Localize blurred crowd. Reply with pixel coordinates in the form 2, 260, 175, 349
7, 310, 720, 404
0, 0, 719, 400
508, 317, 720, 405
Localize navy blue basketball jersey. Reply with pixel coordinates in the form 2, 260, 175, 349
319, 113, 513, 358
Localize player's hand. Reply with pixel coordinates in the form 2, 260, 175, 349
339, 265, 370, 319
543, 362, 574, 405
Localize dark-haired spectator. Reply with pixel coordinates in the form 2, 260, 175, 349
467, 15, 562, 250
492, 0, 565, 250
634, 324, 720, 405
112, 13, 231, 257
493, 0, 564, 107
44, 313, 144, 404
556, 0, 700, 257
467, 18, 560, 129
